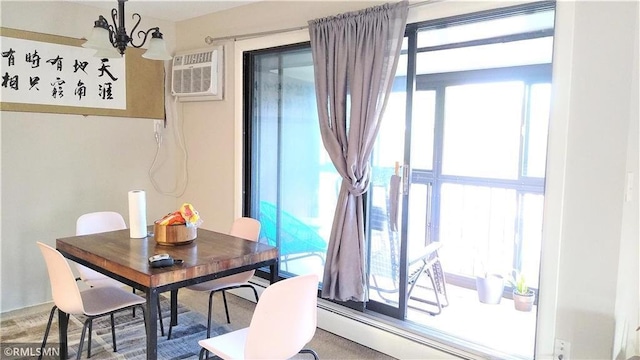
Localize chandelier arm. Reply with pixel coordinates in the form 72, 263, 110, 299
132, 27, 159, 49
111, 7, 119, 33
110, 7, 128, 54
106, 21, 117, 48
128, 13, 146, 48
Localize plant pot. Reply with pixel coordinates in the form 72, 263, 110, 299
476, 275, 504, 304
513, 290, 535, 311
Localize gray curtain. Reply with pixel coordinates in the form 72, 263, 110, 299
308, 1, 408, 302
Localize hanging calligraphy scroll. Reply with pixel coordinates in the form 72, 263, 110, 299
0, 27, 164, 119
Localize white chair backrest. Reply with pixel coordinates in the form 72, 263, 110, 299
76, 211, 126, 236
225, 217, 261, 283
229, 217, 261, 241
244, 273, 319, 359
74, 212, 127, 283
37, 242, 85, 315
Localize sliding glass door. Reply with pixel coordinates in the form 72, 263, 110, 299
365, 4, 554, 358
243, 2, 555, 358
244, 44, 335, 281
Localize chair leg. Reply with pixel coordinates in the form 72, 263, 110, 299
77, 319, 91, 360
110, 313, 117, 352
38, 306, 57, 360
425, 267, 443, 315
207, 290, 216, 338
157, 299, 165, 336
250, 285, 259, 303
166, 293, 175, 339
299, 349, 320, 360
221, 290, 230, 324
140, 305, 148, 338
132, 287, 136, 317
434, 260, 450, 307
87, 319, 93, 358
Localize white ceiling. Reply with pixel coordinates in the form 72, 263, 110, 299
70, 0, 257, 22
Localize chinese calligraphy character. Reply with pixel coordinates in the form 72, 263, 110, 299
75, 80, 86, 100
98, 82, 114, 100
29, 76, 40, 91
51, 77, 65, 98
25, 50, 41, 68
46, 56, 64, 71
2, 48, 16, 66
73, 59, 89, 74
2, 72, 18, 90
98, 59, 118, 81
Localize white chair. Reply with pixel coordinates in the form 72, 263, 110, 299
37, 242, 147, 360
75, 211, 128, 288
75, 211, 164, 335
168, 217, 261, 339
198, 273, 320, 360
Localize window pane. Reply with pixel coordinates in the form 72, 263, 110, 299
417, 10, 555, 48
411, 90, 435, 170
523, 83, 551, 178
442, 82, 524, 179
374, 92, 406, 172
439, 183, 516, 277
416, 37, 553, 75
520, 193, 543, 289
251, 48, 334, 280
407, 183, 429, 254
368, 62, 407, 307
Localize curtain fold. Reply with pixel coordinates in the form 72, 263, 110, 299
309, 1, 408, 302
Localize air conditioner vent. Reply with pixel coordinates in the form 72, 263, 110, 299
171, 46, 223, 101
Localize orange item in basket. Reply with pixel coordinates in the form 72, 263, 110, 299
157, 211, 186, 226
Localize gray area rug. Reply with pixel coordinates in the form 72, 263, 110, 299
1, 296, 230, 359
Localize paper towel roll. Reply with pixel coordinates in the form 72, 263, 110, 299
128, 190, 147, 238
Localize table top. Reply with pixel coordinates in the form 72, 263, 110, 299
56, 227, 278, 290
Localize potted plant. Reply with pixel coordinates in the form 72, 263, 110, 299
474, 261, 504, 304
476, 272, 504, 304
510, 270, 535, 311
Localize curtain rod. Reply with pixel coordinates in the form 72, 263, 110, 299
204, 0, 441, 44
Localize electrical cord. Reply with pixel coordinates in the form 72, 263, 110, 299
148, 65, 189, 197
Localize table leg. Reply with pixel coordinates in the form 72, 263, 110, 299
145, 288, 158, 360
170, 289, 179, 326
58, 310, 68, 359
269, 261, 278, 284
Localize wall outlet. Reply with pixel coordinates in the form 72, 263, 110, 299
554, 339, 571, 360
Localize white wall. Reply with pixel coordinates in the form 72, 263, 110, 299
613, 2, 640, 358
543, 1, 639, 359
0, 1, 180, 311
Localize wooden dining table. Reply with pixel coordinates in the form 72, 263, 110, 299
56, 226, 278, 360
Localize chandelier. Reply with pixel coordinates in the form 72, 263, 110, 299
82, 0, 172, 60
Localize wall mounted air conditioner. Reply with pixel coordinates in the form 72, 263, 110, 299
171, 45, 224, 101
